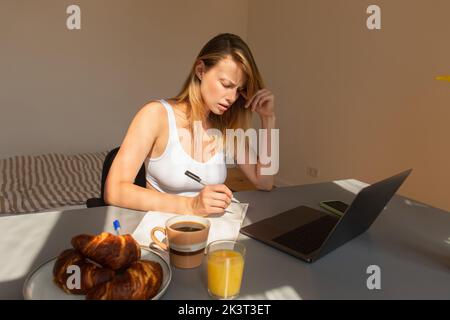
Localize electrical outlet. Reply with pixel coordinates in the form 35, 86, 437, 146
306, 166, 319, 178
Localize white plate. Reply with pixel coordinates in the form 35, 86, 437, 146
23, 247, 172, 300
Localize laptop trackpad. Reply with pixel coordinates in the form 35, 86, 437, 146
273, 214, 338, 254
242, 205, 332, 240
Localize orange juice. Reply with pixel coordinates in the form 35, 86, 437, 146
207, 249, 244, 299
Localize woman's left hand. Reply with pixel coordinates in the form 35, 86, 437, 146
245, 88, 275, 119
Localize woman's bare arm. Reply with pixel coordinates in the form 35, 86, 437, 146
103, 101, 194, 214
237, 116, 275, 191
237, 89, 276, 191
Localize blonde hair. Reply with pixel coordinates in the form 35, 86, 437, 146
171, 33, 265, 139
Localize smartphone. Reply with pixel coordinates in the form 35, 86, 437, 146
319, 200, 349, 217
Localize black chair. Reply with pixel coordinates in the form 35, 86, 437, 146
85, 146, 146, 208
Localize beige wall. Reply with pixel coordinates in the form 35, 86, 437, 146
247, 0, 450, 211
0, 0, 248, 158
1, 0, 449, 212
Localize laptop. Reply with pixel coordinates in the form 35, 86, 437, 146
240, 169, 412, 263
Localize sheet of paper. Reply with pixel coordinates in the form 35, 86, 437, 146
131, 202, 249, 249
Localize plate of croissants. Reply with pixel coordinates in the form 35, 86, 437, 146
23, 232, 171, 300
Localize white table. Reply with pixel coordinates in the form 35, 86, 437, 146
1, 180, 449, 299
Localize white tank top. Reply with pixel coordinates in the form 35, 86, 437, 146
144, 99, 227, 197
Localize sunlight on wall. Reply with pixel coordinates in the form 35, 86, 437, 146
435, 76, 450, 82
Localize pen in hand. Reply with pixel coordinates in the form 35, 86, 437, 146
184, 170, 240, 204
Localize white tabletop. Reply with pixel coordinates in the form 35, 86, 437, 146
1, 180, 449, 300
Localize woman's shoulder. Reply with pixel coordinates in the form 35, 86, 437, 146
139, 99, 166, 115
139, 99, 173, 120
130, 100, 169, 132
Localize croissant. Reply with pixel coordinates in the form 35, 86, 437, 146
86, 260, 163, 300
71, 232, 141, 270
53, 249, 115, 295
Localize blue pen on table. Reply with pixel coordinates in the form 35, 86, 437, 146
113, 219, 121, 235
184, 170, 240, 204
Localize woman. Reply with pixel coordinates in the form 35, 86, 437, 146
104, 33, 276, 216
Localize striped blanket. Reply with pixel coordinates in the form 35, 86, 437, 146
0, 151, 108, 213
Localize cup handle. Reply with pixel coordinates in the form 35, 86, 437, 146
150, 227, 168, 251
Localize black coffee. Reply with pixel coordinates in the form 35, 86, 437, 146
171, 221, 205, 232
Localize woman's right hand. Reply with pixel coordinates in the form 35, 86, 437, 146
190, 184, 232, 216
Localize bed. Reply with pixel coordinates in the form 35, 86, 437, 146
0, 151, 108, 214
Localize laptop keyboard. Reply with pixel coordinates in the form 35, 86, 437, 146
272, 214, 338, 255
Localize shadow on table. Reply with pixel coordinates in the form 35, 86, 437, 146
370, 196, 450, 272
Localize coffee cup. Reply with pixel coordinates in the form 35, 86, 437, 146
150, 215, 210, 269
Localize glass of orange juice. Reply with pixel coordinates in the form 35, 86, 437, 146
206, 240, 246, 300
